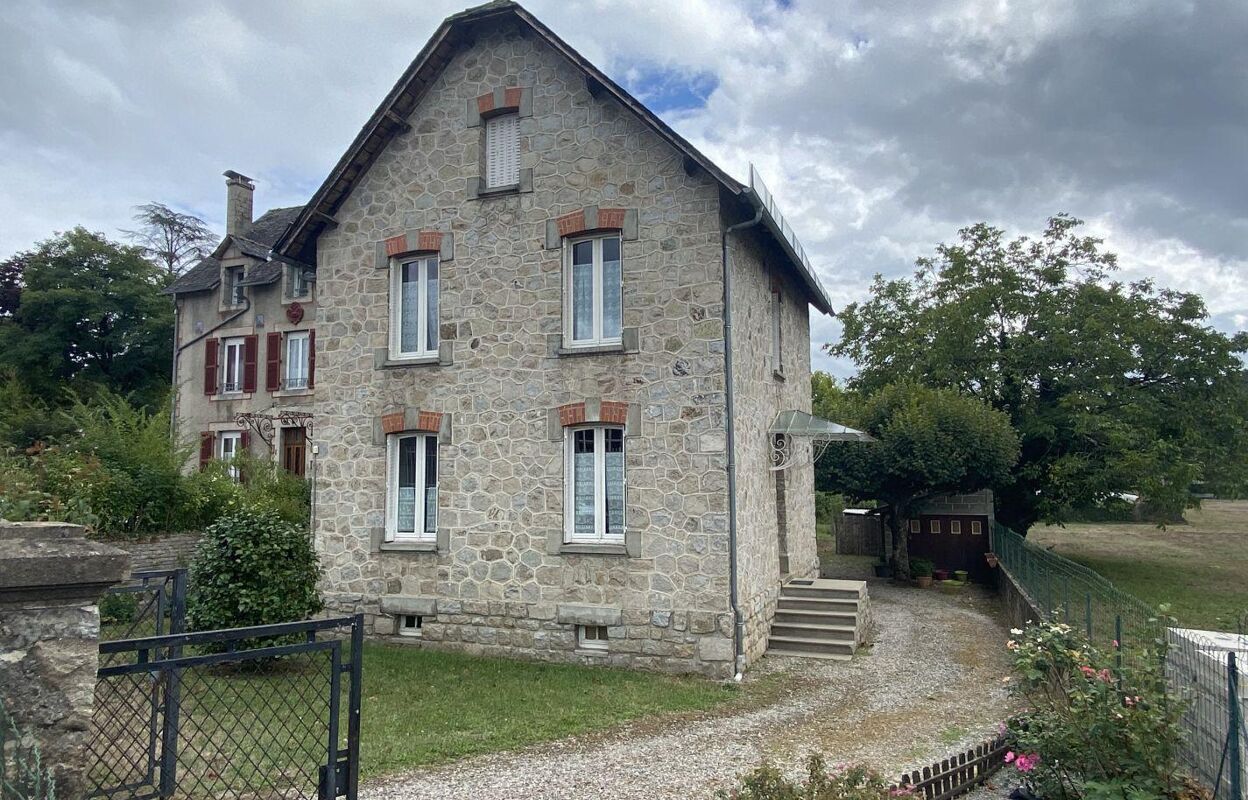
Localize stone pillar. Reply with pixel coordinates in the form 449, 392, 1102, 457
0, 522, 131, 799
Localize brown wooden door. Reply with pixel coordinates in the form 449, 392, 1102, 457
282, 427, 306, 477
907, 514, 991, 581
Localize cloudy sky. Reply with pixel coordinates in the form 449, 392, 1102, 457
3, 0, 1246, 376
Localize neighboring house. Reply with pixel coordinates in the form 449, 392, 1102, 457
165, 173, 316, 478
171, 0, 835, 678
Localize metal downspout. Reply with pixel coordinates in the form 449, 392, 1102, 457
722, 207, 763, 680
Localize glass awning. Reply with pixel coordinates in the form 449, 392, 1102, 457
769, 410, 873, 442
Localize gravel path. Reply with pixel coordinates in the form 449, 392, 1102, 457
363, 584, 1015, 800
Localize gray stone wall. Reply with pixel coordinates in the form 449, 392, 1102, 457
312, 22, 737, 677
725, 225, 818, 666
916, 490, 996, 526
173, 251, 315, 469
107, 532, 202, 573
0, 522, 130, 798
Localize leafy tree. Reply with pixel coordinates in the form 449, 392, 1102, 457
0, 227, 173, 412
820, 383, 1019, 576
831, 215, 1248, 532
124, 202, 216, 277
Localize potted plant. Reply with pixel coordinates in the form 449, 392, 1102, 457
938, 579, 966, 594
911, 558, 934, 588
933, 568, 950, 581
954, 569, 969, 583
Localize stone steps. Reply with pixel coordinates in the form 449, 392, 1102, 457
767, 578, 869, 662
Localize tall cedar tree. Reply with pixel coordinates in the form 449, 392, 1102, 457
0, 227, 173, 412
831, 215, 1248, 532
819, 383, 1019, 576
124, 202, 215, 277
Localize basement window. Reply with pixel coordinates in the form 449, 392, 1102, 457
577, 624, 609, 651
399, 614, 423, 638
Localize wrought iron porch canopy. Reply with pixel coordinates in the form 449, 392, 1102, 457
769, 410, 873, 471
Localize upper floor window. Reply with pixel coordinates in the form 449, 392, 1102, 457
565, 425, 625, 544
225, 266, 245, 306
565, 235, 622, 348
484, 112, 519, 189
385, 433, 438, 543
284, 331, 310, 390
289, 265, 312, 299
221, 337, 246, 394
390, 257, 439, 359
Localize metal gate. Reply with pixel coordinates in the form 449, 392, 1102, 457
87, 573, 363, 800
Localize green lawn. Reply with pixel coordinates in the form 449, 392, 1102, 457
360, 643, 739, 777
1030, 500, 1248, 632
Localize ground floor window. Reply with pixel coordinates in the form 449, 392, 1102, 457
218, 431, 243, 481
386, 433, 438, 542
564, 425, 625, 544
577, 624, 609, 651
281, 426, 306, 477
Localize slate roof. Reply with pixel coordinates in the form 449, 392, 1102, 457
164, 205, 305, 295
274, 0, 833, 314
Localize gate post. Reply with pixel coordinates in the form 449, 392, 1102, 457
1230, 651, 1242, 800
0, 522, 131, 798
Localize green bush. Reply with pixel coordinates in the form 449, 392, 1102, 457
1003, 617, 1187, 799
717, 754, 911, 799
815, 492, 845, 527
909, 558, 934, 577
186, 507, 322, 635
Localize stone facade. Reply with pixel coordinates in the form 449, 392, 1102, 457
304, 13, 825, 679
0, 522, 130, 797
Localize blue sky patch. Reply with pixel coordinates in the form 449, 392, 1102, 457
621, 64, 719, 114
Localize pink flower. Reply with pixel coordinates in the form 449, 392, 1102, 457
1079, 665, 1096, 677
1014, 753, 1040, 773
1098, 668, 1112, 682
1004, 751, 1016, 763
1124, 696, 1136, 707
1113, 639, 1120, 648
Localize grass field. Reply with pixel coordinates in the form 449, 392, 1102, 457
1030, 499, 1248, 632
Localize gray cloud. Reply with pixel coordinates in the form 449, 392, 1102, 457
2, 0, 1244, 378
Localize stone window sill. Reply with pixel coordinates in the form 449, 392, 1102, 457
477, 184, 520, 198
378, 356, 441, 369
211, 392, 252, 402
272, 388, 313, 398
556, 343, 628, 358
379, 540, 438, 553
559, 542, 628, 556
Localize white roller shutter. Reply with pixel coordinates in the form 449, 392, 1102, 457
484, 113, 520, 189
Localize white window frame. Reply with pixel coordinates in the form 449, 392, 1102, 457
283, 331, 310, 390
563, 425, 626, 545
225, 266, 245, 306
950, 519, 962, 535
289, 265, 311, 299
577, 624, 609, 651
218, 431, 242, 481
221, 337, 245, 394
908, 519, 920, 534
929, 519, 941, 534
484, 112, 520, 189
385, 432, 438, 543
971, 520, 983, 535
563, 234, 623, 348
389, 257, 439, 360
398, 614, 423, 638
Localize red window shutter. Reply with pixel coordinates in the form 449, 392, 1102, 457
240, 430, 251, 450
242, 335, 258, 394
203, 338, 219, 396
199, 432, 214, 469
266, 332, 282, 392
307, 330, 316, 389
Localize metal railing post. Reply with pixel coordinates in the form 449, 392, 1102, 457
157, 571, 187, 797
347, 614, 364, 800
1230, 651, 1242, 800
1086, 592, 1093, 639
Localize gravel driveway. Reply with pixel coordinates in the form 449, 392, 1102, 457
363, 583, 1015, 800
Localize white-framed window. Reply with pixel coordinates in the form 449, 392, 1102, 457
771, 290, 783, 374
221, 337, 245, 394
225, 266, 245, 306
908, 519, 920, 534
284, 331, 310, 390
564, 234, 622, 347
389, 257, 439, 359
385, 433, 438, 543
577, 624, 608, 651
950, 520, 962, 535
218, 431, 242, 481
484, 112, 520, 189
929, 519, 941, 534
971, 520, 983, 535
399, 614, 423, 638
564, 425, 625, 544
289, 265, 311, 298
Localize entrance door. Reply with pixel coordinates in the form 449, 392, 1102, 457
282, 427, 307, 477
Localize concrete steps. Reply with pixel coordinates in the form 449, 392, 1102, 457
767, 578, 870, 662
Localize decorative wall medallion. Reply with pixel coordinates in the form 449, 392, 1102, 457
286, 301, 304, 324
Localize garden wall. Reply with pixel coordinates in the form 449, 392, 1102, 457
996, 562, 1044, 631
105, 531, 202, 573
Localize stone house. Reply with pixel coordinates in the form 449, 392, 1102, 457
171, 0, 834, 678
165, 174, 316, 477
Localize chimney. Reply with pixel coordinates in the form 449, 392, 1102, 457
223, 170, 255, 236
